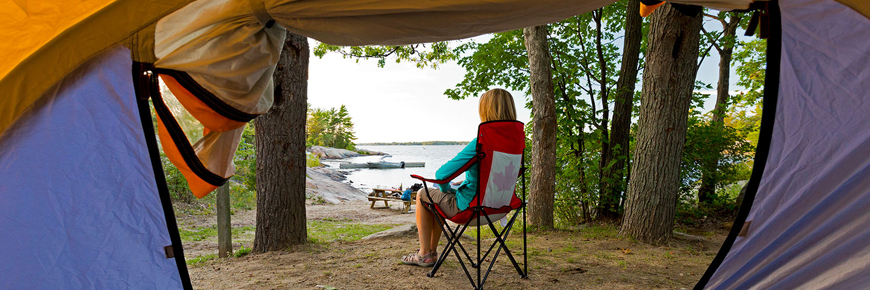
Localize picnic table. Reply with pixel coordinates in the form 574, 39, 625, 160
368, 188, 416, 213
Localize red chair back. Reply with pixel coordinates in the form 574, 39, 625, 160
449, 120, 525, 224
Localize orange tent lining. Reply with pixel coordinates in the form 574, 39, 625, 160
640, 1, 665, 17
159, 74, 247, 133
156, 109, 220, 198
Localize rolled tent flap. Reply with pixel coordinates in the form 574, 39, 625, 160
154, 0, 285, 119
151, 74, 241, 198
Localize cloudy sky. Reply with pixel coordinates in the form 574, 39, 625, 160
307, 24, 744, 144
307, 45, 532, 144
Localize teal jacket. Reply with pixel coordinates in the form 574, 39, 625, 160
436, 138, 478, 211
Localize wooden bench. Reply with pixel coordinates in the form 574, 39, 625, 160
368, 188, 416, 213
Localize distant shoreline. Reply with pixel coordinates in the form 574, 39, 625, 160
358, 141, 470, 146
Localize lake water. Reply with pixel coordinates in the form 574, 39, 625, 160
320, 144, 468, 193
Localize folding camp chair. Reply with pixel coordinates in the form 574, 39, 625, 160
411, 120, 528, 290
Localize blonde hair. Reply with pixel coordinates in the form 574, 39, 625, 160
478, 88, 517, 122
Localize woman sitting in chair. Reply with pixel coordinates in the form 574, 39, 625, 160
401, 88, 517, 267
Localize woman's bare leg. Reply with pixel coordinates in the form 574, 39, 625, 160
415, 192, 434, 255
429, 216, 442, 254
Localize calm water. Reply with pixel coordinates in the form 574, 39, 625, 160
320, 144, 469, 193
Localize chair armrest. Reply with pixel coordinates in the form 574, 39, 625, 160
410, 152, 484, 184
410, 174, 446, 184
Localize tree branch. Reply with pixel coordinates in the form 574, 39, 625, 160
700, 26, 723, 54
703, 13, 721, 21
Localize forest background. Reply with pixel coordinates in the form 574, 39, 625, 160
165, 0, 768, 248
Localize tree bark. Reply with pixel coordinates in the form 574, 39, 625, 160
591, 9, 616, 220
253, 32, 309, 252
620, 4, 702, 243
599, 0, 642, 220
524, 25, 556, 229
698, 13, 743, 205
217, 183, 232, 258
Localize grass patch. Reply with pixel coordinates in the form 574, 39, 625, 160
235, 245, 251, 258
307, 220, 398, 243
580, 223, 619, 239
187, 246, 251, 267
179, 226, 218, 242
179, 225, 256, 242
187, 254, 217, 266
173, 183, 257, 216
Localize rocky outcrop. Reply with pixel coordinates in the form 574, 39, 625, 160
305, 167, 367, 204
361, 224, 417, 240
308, 146, 386, 159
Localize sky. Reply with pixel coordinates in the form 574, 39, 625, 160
307, 19, 750, 144
307, 47, 532, 144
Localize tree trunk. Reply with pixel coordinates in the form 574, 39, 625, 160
592, 9, 616, 220
620, 4, 702, 243
698, 13, 743, 205
524, 25, 556, 229
253, 32, 309, 252
599, 0, 642, 220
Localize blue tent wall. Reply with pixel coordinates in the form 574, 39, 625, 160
698, 0, 870, 288
0, 46, 190, 289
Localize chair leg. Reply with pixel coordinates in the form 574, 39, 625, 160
420, 203, 532, 290
432, 219, 478, 288
469, 210, 528, 289
484, 212, 525, 277
476, 211, 524, 289
427, 204, 474, 276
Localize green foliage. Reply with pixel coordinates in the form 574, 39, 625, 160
734, 39, 767, 106
160, 151, 196, 203
449, 4, 641, 226
228, 183, 257, 211
313, 42, 456, 68
675, 190, 741, 227
307, 1, 765, 229
234, 123, 257, 194
307, 104, 357, 150
726, 103, 763, 148
680, 113, 755, 206
306, 152, 321, 167
446, 29, 530, 100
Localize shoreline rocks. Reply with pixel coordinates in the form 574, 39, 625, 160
308, 146, 387, 159
305, 167, 367, 204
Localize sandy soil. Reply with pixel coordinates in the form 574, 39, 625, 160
180, 200, 728, 290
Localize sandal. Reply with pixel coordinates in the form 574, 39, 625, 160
401, 251, 435, 267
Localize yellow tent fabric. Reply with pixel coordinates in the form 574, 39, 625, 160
0, 0, 112, 79
837, 0, 870, 20
0, 0, 192, 138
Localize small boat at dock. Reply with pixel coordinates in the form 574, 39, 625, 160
339, 161, 424, 169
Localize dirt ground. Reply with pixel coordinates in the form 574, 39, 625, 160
180, 201, 727, 290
